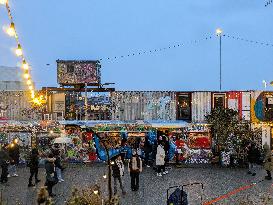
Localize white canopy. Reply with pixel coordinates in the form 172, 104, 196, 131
53, 136, 72, 144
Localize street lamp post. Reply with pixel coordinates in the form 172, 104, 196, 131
216, 28, 223, 91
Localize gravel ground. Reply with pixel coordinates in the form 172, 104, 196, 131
0, 164, 272, 205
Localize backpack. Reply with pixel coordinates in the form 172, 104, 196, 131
168, 188, 188, 205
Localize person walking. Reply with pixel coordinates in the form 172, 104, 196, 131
44, 153, 58, 197
156, 141, 166, 177
128, 150, 142, 191
263, 144, 273, 180
28, 148, 41, 187
0, 145, 11, 184
54, 150, 64, 183
247, 143, 259, 176
112, 155, 126, 195
8, 139, 20, 177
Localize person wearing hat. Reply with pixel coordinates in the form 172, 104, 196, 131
128, 149, 142, 191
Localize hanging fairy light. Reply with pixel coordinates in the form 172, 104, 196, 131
15, 44, 23, 56
22, 60, 29, 70
26, 79, 32, 85
1, 1, 47, 105
28, 85, 33, 90
24, 72, 30, 79
5, 22, 15, 37
0, 0, 7, 5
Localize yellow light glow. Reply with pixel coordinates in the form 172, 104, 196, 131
33, 98, 41, 105
14, 139, 18, 144
49, 130, 54, 134
93, 190, 99, 195
24, 73, 30, 79
10, 143, 14, 148
22, 60, 29, 70
216, 28, 223, 36
0, 0, 7, 5
15, 44, 23, 56
6, 22, 15, 37
27, 79, 32, 85
31, 93, 35, 99
103, 175, 107, 179
28, 85, 33, 90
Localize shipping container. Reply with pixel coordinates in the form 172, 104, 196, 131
111, 91, 176, 121
191, 92, 211, 123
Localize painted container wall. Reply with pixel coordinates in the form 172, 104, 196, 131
250, 90, 264, 123
191, 92, 211, 123
226, 91, 251, 121
227, 91, 242, 113
242, 91, 251, 121
111, 91, 176, 121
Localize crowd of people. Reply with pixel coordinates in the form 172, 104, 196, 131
0, 140, 65, 199
0, 133, 273, 202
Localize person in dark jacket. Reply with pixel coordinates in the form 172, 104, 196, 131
44, 153, 57, 197
128, 149, 143, 191
0, 145, 11, 184
54, 151, 64, 183
247, 143, 260, 176
8, 139, 20, 177
112, 155, 126, 195
144, 135, 152, 167
28, 148, 41, 187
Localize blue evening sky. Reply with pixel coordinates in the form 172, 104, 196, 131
0, 0, 272, 91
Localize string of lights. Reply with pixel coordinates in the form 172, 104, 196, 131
223, 34, 273, 47
0, 0, 44, 105
265, 0, 273, 7
99, 35, 214, 61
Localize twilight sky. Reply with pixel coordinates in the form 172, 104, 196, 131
0, 0, 273, 91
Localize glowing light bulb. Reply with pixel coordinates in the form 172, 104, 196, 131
24, 73, 30, 79
27, 79, 32, 85
6, 22, 15, 37
33, 98, 41, 105
216, 28, 223, 36
15, 44, 23, 56
103, 175, 107, 179
0, 0, 7, 5
50, 130, 53, 134
93, 190, 99, 195
22, 60, 29, 70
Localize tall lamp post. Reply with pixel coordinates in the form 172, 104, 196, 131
216, 28, 223, 91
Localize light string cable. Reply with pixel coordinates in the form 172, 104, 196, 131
1, 0, 44, 105
99, 35, 214, 61
265, 0, 273, 7
223, 34, 273, 47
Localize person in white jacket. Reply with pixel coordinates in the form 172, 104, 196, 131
156, 142, 167, 176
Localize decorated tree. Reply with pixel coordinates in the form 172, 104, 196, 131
205, 107, 239, 148
205, 107, 262, 152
